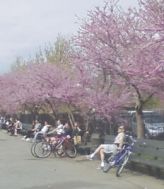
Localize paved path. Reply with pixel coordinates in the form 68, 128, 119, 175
0, 130, 164, 189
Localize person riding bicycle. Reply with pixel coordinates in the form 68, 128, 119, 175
86, 125, 125, 168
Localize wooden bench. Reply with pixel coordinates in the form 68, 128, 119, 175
76, 133, 102, 155
103, 135, 164, 178
130, 139, 164, 178
20, 123, 32, 135
76, 134, 116, 155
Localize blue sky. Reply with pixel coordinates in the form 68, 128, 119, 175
0, 0, 138, 74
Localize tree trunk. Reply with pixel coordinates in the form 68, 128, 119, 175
68, 113, 75, 128
67, 105, 75, 128
136, 110, 145, 139
135, 99, 145, 139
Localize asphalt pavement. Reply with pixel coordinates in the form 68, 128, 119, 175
0, 130, 164, 189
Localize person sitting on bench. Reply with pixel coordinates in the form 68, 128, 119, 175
86, 125, 125, 168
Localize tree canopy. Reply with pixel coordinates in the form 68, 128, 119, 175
0, 0, 163, 138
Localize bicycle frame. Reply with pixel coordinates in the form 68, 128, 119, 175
51, 135, 77, 158
113, 144, 132, 167
51, 135, 71, 149
103, 135, 135, 176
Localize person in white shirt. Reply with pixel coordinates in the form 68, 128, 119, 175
14, 118, 22, 136
33, 121, 51, 142
87, 125, 125, 168
47, 120, 65, 136
46, 121, 72, 145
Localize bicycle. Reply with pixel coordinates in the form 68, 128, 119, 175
32, 135, 77, 158
103, 135, 135, 177
30, 133, 47, 158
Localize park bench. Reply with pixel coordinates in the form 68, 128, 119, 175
20, 123, 32, 135
76, 134, 164, 178
76, 134, 115, 155
103, 135, 164, 178
130, 139, 164, 178
76, 133, 103, 155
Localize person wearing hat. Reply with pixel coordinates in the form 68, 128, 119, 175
86, 125, 125, 168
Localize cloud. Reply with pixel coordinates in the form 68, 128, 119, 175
0, 0, 138, 74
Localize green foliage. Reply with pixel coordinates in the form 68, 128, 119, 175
144, 97, 161, 108
11, 57, 27, 72
45, 35, 73, 65
11, 35, 73, 73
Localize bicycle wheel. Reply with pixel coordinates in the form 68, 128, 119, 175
55, 144, 66, 157
34, 141, 51, 158
103, 155, 114, 173
103, 162, 113, 173
116, 154, 130, 177
31, 142, 38, 157
64, 142, 77, 158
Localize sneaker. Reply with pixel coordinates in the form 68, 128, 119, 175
26, 138, 30, 142
86, 155, 93, 160
101, 161, 105, 168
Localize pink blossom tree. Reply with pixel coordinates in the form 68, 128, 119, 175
0, 63, 87, 126
73, 0, 164, 138
0, 0, 163, 138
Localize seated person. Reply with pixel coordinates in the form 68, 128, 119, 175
47, 120, 65, 136
63, 122, 72, 136
86, 125, 125, 168
14, 118, 22, 135
72, 122, 82, 145
23, 120, 42, 141
33, 121, 51, 142
6, 118, 15, 135
46, 120, 67, 144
